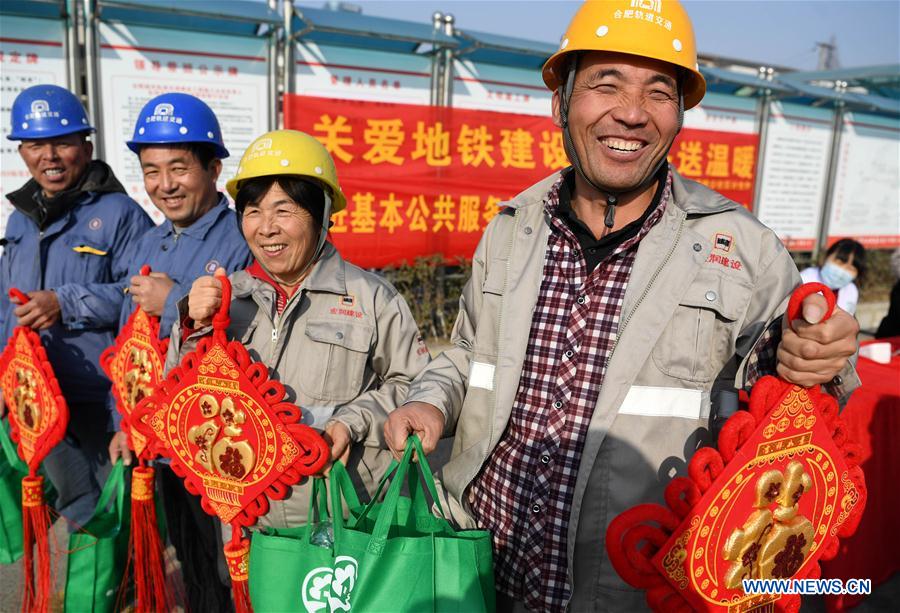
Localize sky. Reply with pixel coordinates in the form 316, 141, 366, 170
294, 0, 900, 71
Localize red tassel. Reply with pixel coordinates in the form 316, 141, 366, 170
130, 466, 172, 613
21, 475, 51, 613
224, 535, 253, 613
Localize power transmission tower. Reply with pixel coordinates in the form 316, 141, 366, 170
816, 35, 840, 70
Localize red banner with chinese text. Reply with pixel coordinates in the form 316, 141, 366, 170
284, 95, 758, 268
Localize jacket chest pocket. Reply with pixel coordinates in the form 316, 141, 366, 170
474, 258, 507, 360
297, 318, 374, 404
652, 274, 750, 383
62, 233, 113, 283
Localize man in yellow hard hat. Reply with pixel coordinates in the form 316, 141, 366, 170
385, 1, 860, 610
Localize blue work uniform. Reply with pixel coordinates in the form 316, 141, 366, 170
118, 193, 252, 338
1, 171, 153, 525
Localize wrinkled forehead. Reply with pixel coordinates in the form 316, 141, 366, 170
19, 133, 88, 148
576, 50, 679, 85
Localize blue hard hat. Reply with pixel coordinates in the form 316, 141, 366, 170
127, 93, 229, 159
7, 85, 94, 141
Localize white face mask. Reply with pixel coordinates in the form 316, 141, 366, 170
820, 261, 856, 290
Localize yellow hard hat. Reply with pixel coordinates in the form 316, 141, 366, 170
542, 0, 706, 109
226, 129, 347, 213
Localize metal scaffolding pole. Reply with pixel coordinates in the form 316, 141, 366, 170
429, 11, 443, 107
750, 67, 774, 217
440, 13, 454, 107
814, 96, 846, 260
282, 0, 293, 123
64, 0, 80, 91
267, 0, 279, 131
83, 0, 102, 158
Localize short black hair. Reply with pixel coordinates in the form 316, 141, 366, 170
234, 175, 326, 228
826, 238, 867, 282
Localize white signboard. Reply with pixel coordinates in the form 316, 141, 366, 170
452, 59, 552, 117
98, 21, 270, 222
1, 16, 68, 236
295, 41, 431, 105
756, 102, 834, 250
828, 112, 900, 248
683, 92, 758, 134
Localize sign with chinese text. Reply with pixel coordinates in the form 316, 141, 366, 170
756, 102, 834, 251
1, 16, 69, 236
827, 112, 900, 249
284, 94, 565, 267
98, 21, 270, 222
674, 93, 760, 209
285, 94, 760, 268
294, 41, 431, 105
452, 59, 552, 116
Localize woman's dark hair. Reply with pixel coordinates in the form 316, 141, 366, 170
825, 238, 867, 282
234, 175, 326, 228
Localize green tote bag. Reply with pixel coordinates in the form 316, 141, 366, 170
0, 419, 26, 564
249, 435, 495, 612
64, 459, 130, 613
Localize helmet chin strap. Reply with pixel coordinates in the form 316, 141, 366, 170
558, 55, 684, 230
299, 191, 333, 281
271, 191, 334, 289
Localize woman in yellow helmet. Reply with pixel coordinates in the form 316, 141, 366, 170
175, 129, 430, 532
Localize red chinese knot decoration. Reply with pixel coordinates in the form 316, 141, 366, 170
133, 273, 329, 611
0, 288, 70, 613
99, 266, 174, 611
605, 284, 867, 612
100, 266, 169, 460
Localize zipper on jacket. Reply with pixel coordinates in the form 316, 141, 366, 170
38, 230, 45, 290
608, 215, 685, 361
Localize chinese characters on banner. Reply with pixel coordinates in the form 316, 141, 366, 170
285, 94, 759, 268
670, 129, 758, 208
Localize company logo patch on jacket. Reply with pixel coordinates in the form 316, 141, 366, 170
707, 233, 743, 270
89, 217, 103, 231
330, 296, 362, 319
714, 232, 733, 252
204, 259, 220, 274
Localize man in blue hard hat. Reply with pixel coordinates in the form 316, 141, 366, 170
0, 84, 153, 526
107, 92, 250, 612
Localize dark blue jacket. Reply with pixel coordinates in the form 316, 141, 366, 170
0, 189, 153, 408
117, 194, 252, 338
112, 194, 251, 430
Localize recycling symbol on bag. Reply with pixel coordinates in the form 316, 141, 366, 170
302, 555, 359, 612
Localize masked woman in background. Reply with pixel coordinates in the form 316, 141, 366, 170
801, 238, 866, 316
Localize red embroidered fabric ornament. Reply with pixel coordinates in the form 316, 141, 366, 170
99, 266, 173, 612
0, 288, 70, 613
100, 266, 169, 461
132, 274, 329, 612
605, 284, 867, 612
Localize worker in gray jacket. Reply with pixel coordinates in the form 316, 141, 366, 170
177, 130, 430, 528
384, 1, 860, 611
